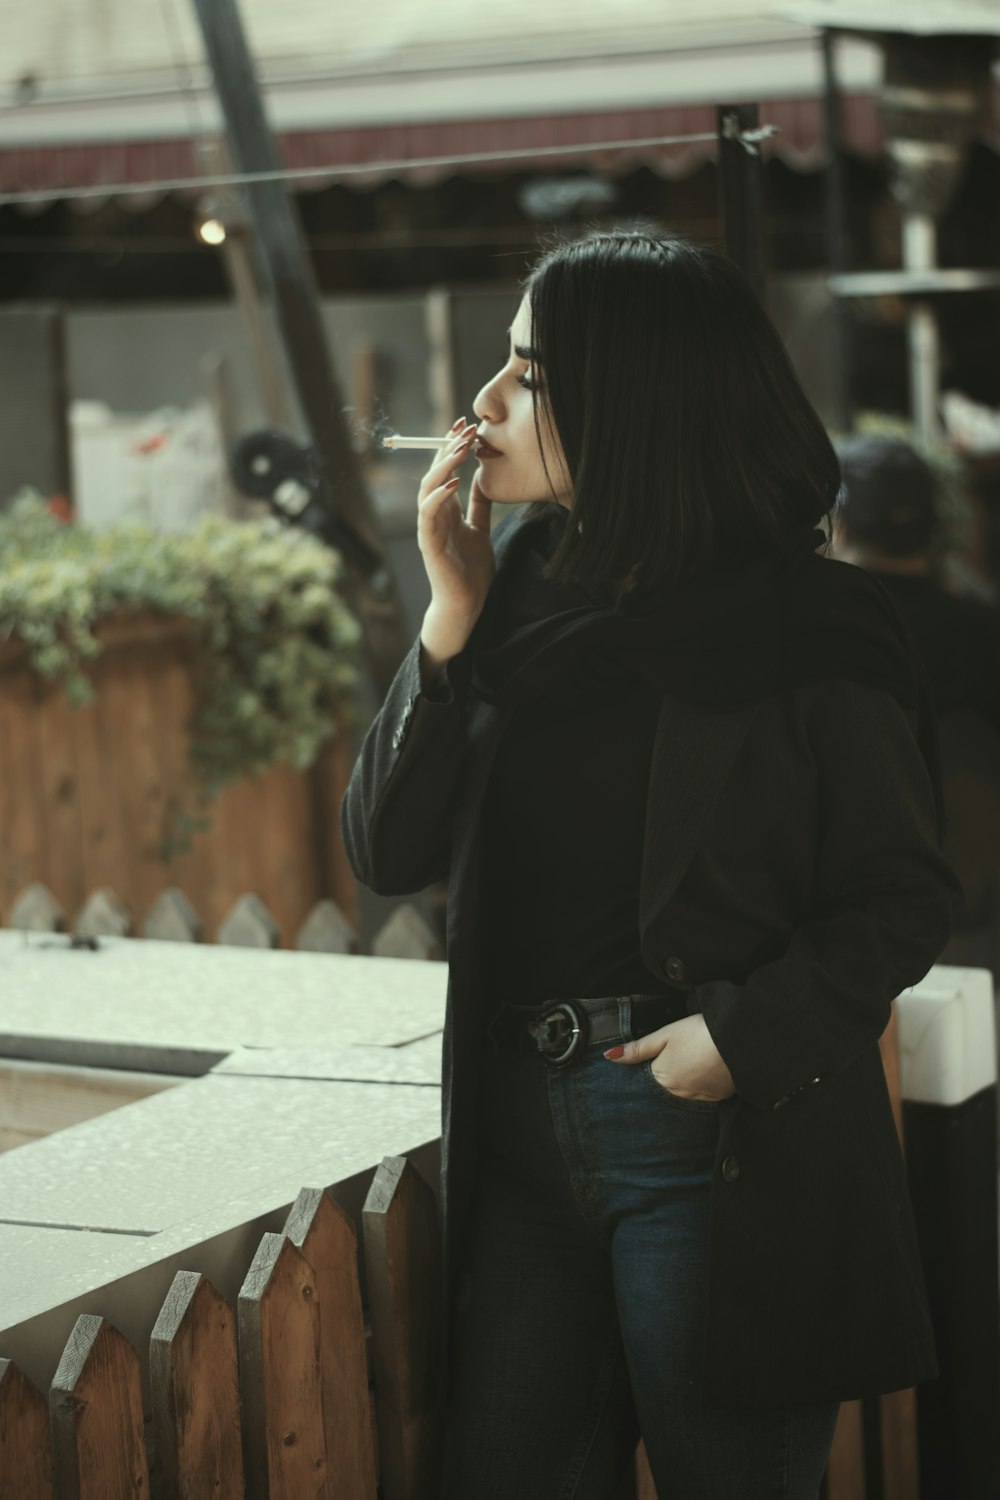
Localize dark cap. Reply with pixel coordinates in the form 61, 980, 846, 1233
834, 434, 939, 558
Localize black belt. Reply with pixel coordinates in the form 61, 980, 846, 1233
485, 992, 691, 1067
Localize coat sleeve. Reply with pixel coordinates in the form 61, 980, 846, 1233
339, 507, 527, 897
338, 634, 475, 896
697, 679, 965, 1112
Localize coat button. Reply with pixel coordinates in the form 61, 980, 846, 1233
722, 1155, 740, 1183
664, 956, 687, 983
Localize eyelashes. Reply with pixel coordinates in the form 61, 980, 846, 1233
503, 345, 540, 392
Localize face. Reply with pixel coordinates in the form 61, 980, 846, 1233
472, 294, 572, 508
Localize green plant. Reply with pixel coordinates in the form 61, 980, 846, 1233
0, 494, 364, 852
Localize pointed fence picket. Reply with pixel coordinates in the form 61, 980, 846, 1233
0, 881, 435, 959
362, 1157, 442, 1500
238, 1234, 330, 1499
149, 1272, 245, 1499
49, 1317, 150, 1500
283, 1187, 379, 1496
0, 1358, 54, 1499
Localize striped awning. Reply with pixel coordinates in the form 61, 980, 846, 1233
0, 95, 888, 205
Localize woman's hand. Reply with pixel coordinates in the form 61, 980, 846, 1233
604, 1013, 737, 1102
417, 417, 496, 657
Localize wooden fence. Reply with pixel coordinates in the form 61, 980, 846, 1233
0, 1017, 919, 1500
0, 1160, 653, 1500
1, 1161, 426, 1499
1, 881, 442, 960
0, 615, 359, 948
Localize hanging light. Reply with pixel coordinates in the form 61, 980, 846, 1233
196, 216, 227, 246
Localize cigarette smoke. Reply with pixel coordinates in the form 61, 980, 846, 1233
341, 404, 398, 453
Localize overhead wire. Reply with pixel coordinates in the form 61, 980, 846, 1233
156, 0, 212, 145
0, 126, 779, 208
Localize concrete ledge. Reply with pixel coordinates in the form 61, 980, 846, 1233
0, 933, 446, 1396
0, 931, 447, 1074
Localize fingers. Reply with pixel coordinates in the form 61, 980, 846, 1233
466, 470, 493, 533
420, 420, 478, 497
430, 416, 464, 465
417, 474, 462, 538
603, 1025, 675, 1064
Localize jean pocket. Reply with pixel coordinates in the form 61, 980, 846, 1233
641, 1060, 725, 1113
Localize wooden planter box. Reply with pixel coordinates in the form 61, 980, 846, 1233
0, 611, 359, 944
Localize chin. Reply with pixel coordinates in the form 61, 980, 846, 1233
476, 481, 520, 506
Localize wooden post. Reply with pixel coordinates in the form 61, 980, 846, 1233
0, 1359, 54, 1500
143, 887, 204, 942
362, 1156, 443, 1500
425, 289, 459, 437
283, 1187, 379, 1498
49, 1317, 150, 1500
74, 888, 132, 939
876, 1006, 921, 1499
826, 1399, 866, 1500
371, 904, 444, 961
295, 898, 360, 953
202, 351, 251, 519
238, 1232, 331, 1499
150, 1271, 245, 1499
633, 1439, 659, 1499
879, 1386, 920, 1500
217, 892, 281, 948
8, 883, 63, 932
879, 1006, 905, 1149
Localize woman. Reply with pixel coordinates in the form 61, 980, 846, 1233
340, 231, 963, 1499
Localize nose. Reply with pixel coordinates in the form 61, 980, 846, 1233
473, 370, 504, 426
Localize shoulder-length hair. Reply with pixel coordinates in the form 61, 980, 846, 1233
520, 229, 841, 592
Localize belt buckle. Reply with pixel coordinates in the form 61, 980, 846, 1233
527, 1002, 586, 1065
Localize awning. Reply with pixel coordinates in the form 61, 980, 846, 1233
3, 80, 1000, 208
0, 94, 921, 206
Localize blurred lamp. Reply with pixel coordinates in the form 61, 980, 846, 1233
197, 217, 227, 246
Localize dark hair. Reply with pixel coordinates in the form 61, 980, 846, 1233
519, 229, 841, 592
833, 434, 939, 558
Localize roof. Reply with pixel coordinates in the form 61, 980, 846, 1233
7, 1, 997, 96
1, 1, 997, 202
5, 2, 813, 91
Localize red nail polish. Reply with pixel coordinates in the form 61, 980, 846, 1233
604, 1045, 624, 1060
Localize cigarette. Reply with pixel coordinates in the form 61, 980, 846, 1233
382, 434, 454, 451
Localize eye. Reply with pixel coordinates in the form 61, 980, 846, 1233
516, 374, 538, 391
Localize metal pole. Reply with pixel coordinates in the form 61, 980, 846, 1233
195, 138, 295, 431
190, 0, 411, 696
716, 103, 765, 299
902, 214, 942, 443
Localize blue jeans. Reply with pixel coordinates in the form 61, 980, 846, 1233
438, 998, 840, 1500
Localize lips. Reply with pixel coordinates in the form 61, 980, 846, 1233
475, 435, 503, 458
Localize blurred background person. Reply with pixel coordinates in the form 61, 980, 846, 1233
833, 433, 1000, 979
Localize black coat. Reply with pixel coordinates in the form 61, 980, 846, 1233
340, 514, 964, 1408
